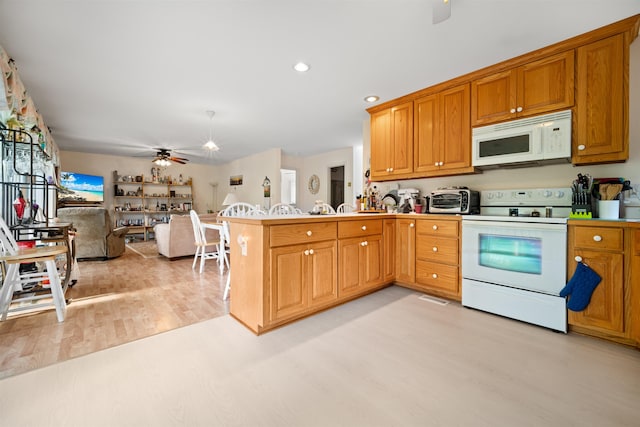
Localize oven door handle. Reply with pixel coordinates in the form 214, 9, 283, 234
462, 220, 566, 232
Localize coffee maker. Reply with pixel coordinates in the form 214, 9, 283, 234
397, 188, 420, 212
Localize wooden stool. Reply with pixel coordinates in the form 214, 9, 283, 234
0, 246, 68, 322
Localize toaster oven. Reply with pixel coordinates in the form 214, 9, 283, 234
429, 188, 480, 214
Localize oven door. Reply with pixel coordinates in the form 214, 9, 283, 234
462, 220, 567, 295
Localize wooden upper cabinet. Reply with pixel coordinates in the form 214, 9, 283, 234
370, 101, 413, 180
574, 34, 627, 164
370, 109, 391, 178
414, 83, 472, 175
471, 50, 575, 126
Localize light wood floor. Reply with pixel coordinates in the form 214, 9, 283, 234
1, 286, 639, 426
0, 247, 229, 379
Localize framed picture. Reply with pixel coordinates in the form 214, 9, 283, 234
230, 175, 243, 186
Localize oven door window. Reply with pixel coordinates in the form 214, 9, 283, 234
478, 234, 541, 274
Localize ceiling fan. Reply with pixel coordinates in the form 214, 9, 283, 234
152, 148, 189, 166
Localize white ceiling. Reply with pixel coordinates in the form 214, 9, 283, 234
1, 1, 639, 165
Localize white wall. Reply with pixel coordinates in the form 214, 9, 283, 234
294, 147, 355, 212
362, 40, 640, 218
60, 151, 219, 212
211, 148, 282, 210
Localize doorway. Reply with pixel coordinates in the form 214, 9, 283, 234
329, 166, 344, 209
280, 169, 297, 205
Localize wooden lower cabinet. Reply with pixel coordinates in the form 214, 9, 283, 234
338, 234, 383, 298
414, 218, 461, 300
395, 218, 416, 284
270, 240, 337, 322
383, 219, 396, 282
567, 223, 634, 345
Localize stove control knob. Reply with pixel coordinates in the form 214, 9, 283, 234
495, 192, 503, 199
555, 191, 565, 198
543, 190, 552, 197
487, 193, 494, 199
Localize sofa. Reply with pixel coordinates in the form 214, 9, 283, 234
56, 207, 129, 260
154, 213, 220, 260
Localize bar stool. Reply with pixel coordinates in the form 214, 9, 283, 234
0, 217, 68, 322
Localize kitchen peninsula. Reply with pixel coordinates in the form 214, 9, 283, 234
225, 213, 462, 334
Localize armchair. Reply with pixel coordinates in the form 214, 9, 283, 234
56, 207, 129, 260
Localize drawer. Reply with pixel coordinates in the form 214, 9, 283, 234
416, 237, 458, 264
338, 219, 383, 239
416, 260, 459, 294
270, 222, 337, 247
573, 226, 623, 251
416, 219, 458, 237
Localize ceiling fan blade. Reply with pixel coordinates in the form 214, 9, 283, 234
170, 156, 189, 161
171, 159, 187, 165
432, 0, 451, 24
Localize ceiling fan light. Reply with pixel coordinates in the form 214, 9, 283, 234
293, 62, 310, 72
204, 140, 220, 151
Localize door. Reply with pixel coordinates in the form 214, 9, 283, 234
462, 220, 567, 294
568, 250, 624, 333
329, 166, 344, 210
338, 237, 363, 297
270, 244, 308, 321
439, 83, 471, 171
574, 34, 625, 163
362, 234, 383, 288
396, 218, 415, 284
308, 241, 338, 307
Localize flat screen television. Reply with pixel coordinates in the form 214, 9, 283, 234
58, 172, 104, 203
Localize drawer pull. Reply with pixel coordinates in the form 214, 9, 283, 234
432, 273, 438, 279
593, 235, 602, 242
306, 230, 312, 236
361, 225, 367, 231
433, 246, 438, 252
575, 256, 583, 262
432, 225, 438, 230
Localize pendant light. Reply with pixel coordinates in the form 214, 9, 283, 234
204, 110, 220, 151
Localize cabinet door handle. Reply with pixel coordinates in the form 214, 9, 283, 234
433, 246, 438, 252
389, 167, 393, 172
361, 225, 367, 231
439, 161, 444, 166
510, 108, 516, 113
575, 256, 583, 262
306, 230, 312, 236
593, 235, 602, 242
516, 106, 523, 112
360, 241, 368, 247
578, 144, 586, 151
304, 250, 310, 256
409, 223, 415, 228
432, 273, 438, 279
434, 162, 439, 167
309, 249, 314, 255
432, 225, 438, 230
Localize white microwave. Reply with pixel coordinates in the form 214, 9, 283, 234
472, 110, 572, 168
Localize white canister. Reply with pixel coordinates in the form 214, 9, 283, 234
598, 200, 620, 219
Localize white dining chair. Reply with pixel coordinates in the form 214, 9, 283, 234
189, 210, 224, 274
269, 203, 298, 215
336, 203, 355, 214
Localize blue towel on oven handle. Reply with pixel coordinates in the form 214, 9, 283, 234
560, 261, 602, 312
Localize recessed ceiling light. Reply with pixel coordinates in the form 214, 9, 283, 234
364, 95, 380, 103
293, 62, 310, 72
